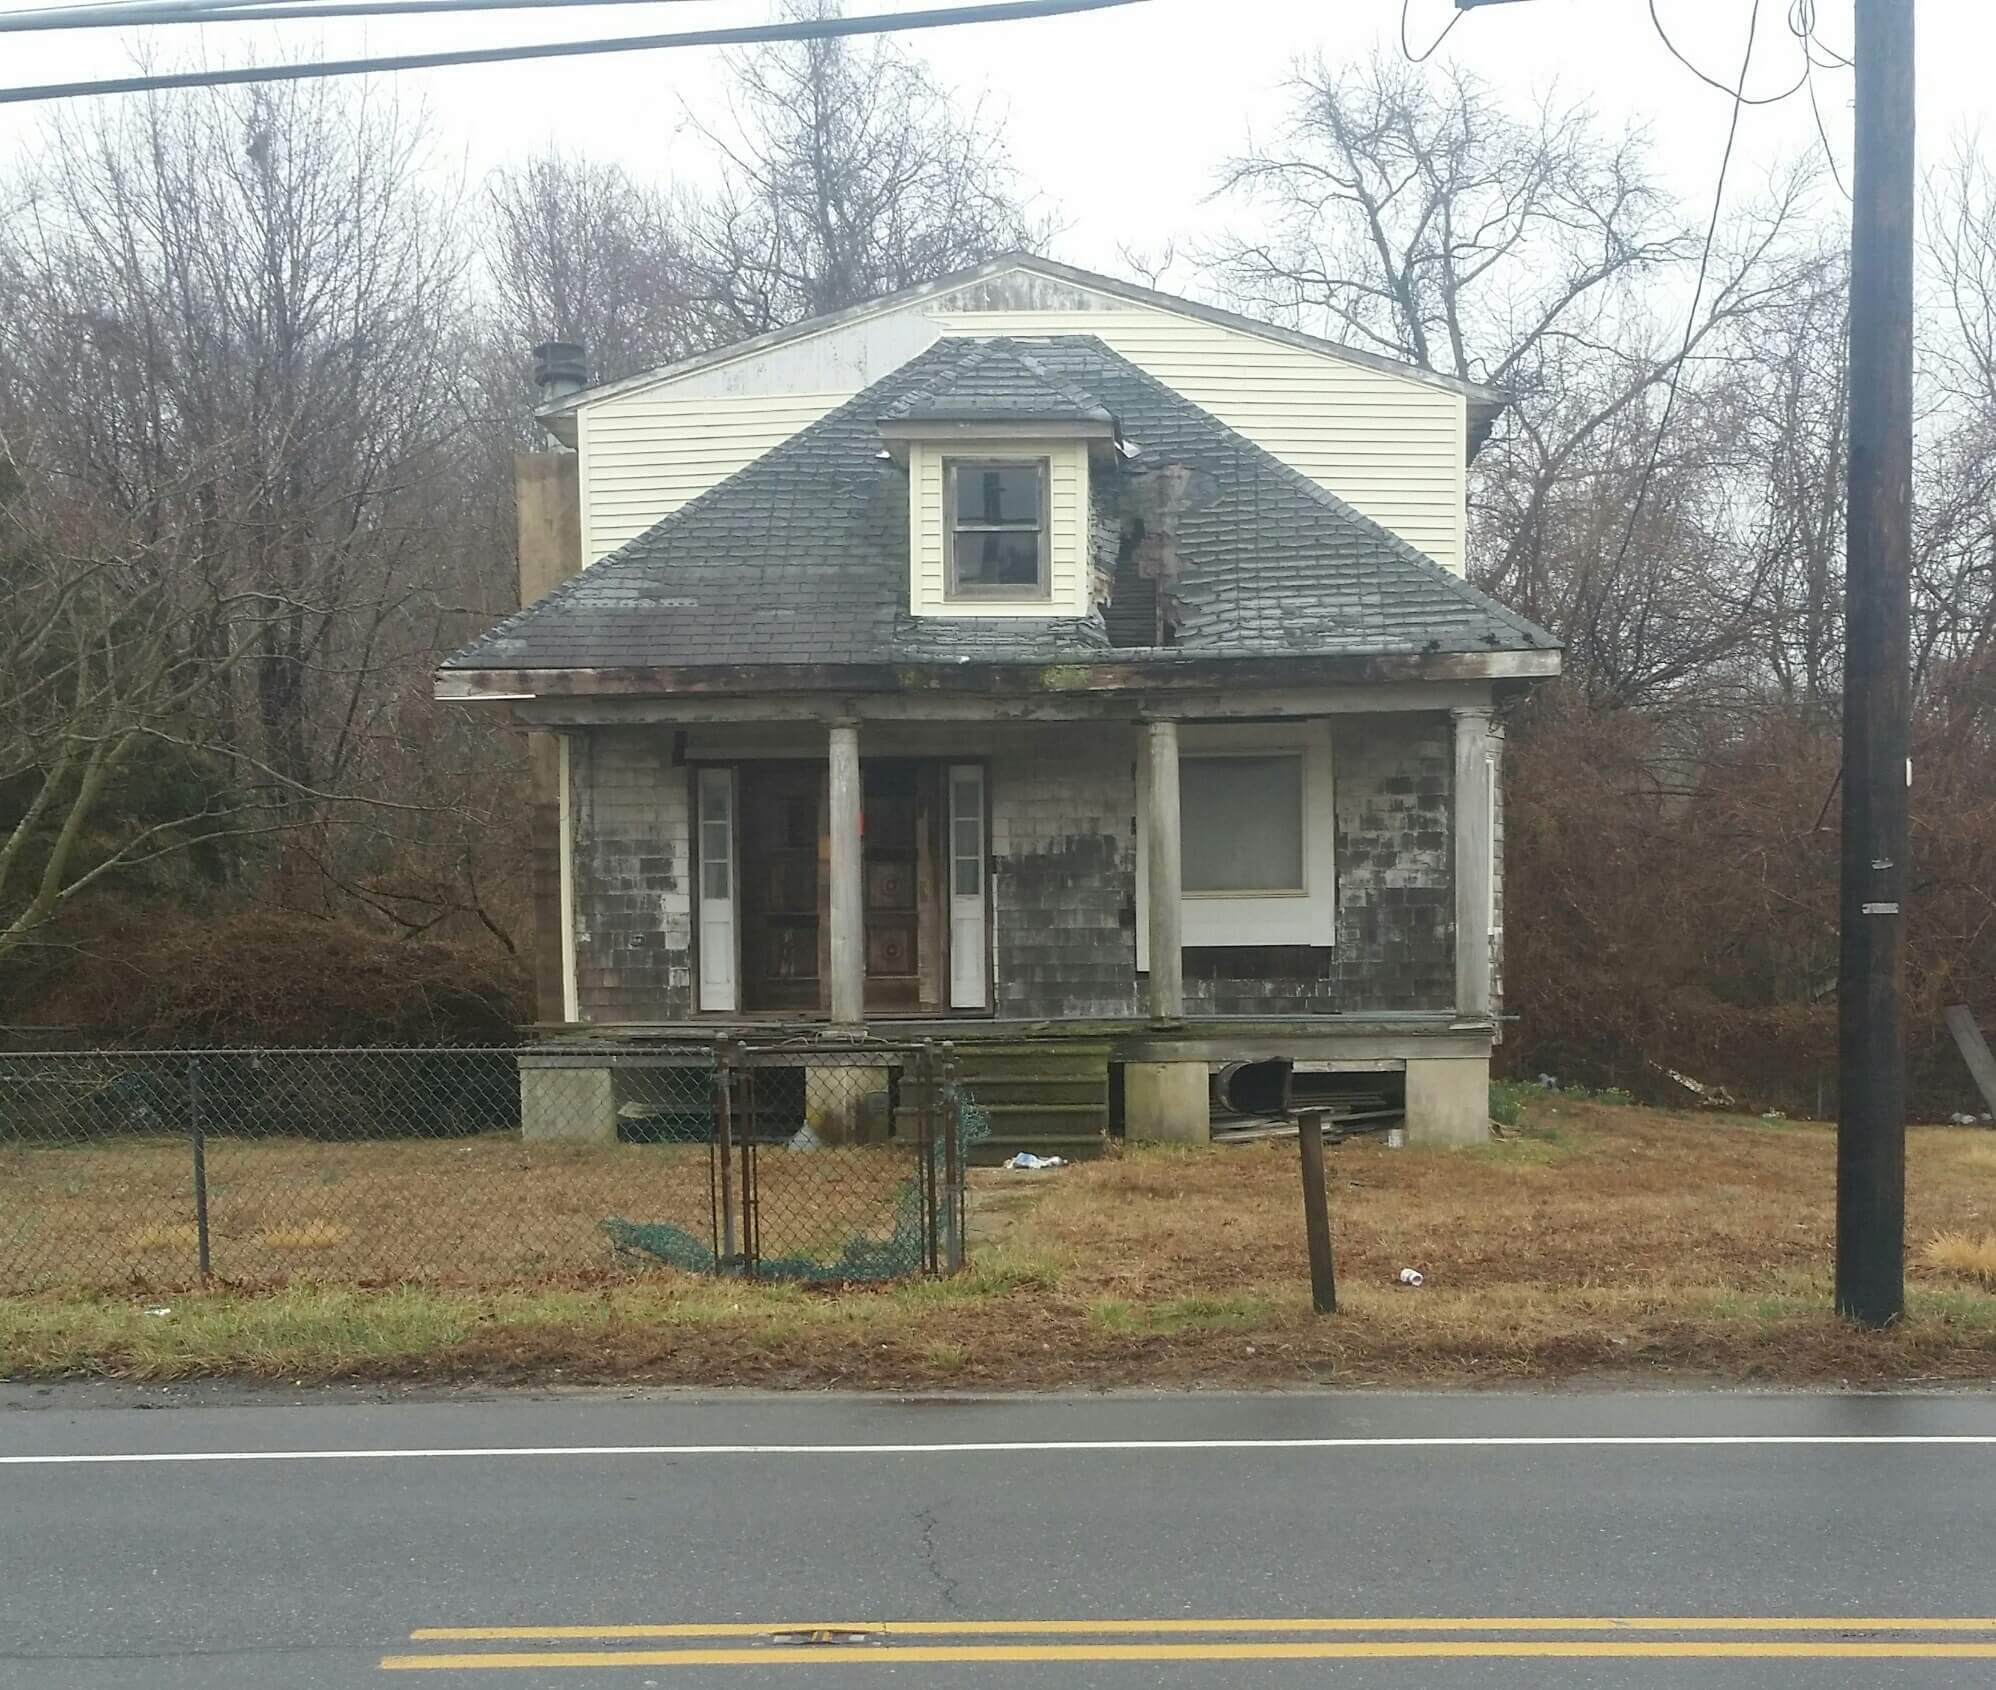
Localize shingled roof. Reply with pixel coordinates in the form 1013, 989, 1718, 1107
879, 338, 1117, 428
444, 336, 1556, 677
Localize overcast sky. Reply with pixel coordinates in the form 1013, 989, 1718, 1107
1, 0, 1988, 279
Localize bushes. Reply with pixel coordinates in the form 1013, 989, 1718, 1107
1501, 698, 1996, 1120
2, 909, 531, 1047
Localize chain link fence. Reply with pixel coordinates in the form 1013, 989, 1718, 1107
0, 1042, 984, 1293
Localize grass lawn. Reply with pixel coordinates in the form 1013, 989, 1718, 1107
0, 1136, 917, 1292
4, 1098, 1995, 1387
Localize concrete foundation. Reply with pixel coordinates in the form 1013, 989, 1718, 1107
520, 1063, 616, 1143
1124, 1060, 1210, 1145
1405, 1055, 1491, 1147
805, 1063, 893, 1145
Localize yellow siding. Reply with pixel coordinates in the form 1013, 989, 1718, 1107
929, 305, 1467, 572
569, 271, 1469, 574
908, 442, 1089, 617
578, 388, 845, 562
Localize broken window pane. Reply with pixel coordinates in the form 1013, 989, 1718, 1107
1181, 755, 1304, 893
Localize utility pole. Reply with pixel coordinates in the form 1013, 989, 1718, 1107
1450, 0, 1916, 1322
1837, 0, 1915, 1328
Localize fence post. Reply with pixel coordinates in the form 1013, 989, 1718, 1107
1297, 1107, 1335, 1314
189, 1054, 212, 1282
713, 1039, 738, 1270
941, 1041, 963, 1275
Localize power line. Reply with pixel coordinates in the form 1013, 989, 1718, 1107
1648, 0, 1806, 106
0, 0, 1145, 102
1790, 0, 1853, 199
1790, 0, 1852, 69
0, 0, 711, 33
1607, 0, 1764, 579
1400, 0, 1462, 64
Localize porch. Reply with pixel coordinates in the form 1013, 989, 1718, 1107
519, 682, 1505, 1149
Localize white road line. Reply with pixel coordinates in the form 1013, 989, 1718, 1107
1, 1434, 1993, 1467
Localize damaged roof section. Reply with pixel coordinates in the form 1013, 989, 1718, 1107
444, 336, 1556, 678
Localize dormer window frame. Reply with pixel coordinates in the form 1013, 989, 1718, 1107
943, 454, 1054, 604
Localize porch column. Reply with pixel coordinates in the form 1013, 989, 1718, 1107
1145, 718, 1184, 1022
1453, 705, 1494, 1021
828, 720, 865, 1026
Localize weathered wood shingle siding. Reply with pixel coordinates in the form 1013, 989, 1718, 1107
1177, 715, 1454, 1015
569, 729, 694, 1021
989, 729, 1142, 1019
558, 715, 1467, 1027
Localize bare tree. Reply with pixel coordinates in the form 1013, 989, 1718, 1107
484, 149, 707, 389
0, 84, 527, 947
1212, 52, 1829, 707
684, 8, 1044, 337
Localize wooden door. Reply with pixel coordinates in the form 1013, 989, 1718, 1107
863, 761, 925, 1013
739, 763, 823, 1012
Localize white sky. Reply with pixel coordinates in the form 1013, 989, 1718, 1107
0, 0, 1990, 277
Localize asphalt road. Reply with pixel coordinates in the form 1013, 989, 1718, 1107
4, 1387, 1996, 1688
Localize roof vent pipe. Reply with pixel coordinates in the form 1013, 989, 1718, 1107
531, 340, 588, 404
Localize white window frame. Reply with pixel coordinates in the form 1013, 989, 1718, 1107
695, 765, 738, 1013
1136, 719, 1335, 969
947, 762, 989, 1010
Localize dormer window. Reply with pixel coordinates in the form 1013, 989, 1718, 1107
946, 459, 1049, 600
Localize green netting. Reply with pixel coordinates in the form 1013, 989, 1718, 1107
604, 1091, 991, 1283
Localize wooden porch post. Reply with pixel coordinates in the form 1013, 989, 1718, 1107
828, 720, 865, 1026
1453, 705, 1495, 1021
1146, 717, 1184, 1023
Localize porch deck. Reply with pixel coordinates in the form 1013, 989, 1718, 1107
521, 1015, 1494, 1159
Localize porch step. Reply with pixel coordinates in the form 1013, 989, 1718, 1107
896, 1041, 1111, 1161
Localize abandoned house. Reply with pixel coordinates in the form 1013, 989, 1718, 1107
438, 254, 1561, 1153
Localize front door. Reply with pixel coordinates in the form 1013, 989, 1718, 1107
730, 758, 964, 1016
861, 761, 930, 1013
739, 762, 823, 1012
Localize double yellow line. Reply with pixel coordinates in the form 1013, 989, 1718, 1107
380, 1616, 1996, 1671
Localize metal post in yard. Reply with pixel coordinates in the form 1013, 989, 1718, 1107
738, 1069, 759, 1279
713, 1040, 738, 1270
189, 1054, 211, 1282
916, 1043, 938, 1275
1297, 1108, 1335, 1315
941, 1042, 963, 1275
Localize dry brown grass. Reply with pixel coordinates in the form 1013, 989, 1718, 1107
1920, 1230, 1996, 1289
5, 1101, 1995, 1387
0, 1133, 916, 1292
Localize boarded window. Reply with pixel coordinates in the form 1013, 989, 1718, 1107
1181, 755, 1305, 893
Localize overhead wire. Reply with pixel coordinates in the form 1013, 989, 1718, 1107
0, 0, 1146, 102
1788, 0, 1852, 199
0, 0, 711, 33
1648, 0, 1806, 106
1399, 0, 1462, 65
1607, 0, 1765, 580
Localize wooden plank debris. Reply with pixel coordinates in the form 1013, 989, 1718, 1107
1943, 1004, 1996, 1118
